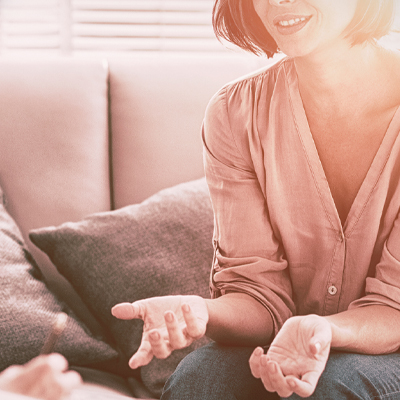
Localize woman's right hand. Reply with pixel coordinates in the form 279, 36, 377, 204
111, 295, 209, 369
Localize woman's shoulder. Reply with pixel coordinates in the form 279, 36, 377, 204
203, 56, 293, 168
227, 55, 290, 87
223, 56, 290, 101
206, 55, 292, 119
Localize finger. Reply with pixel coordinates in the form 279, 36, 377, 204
260, 359, 293, 398
45, 353, 69, 372
0, 365, 24, 380
24, 354, 68, 378
249, 347, 263, 378
39, 371, 82, 400
148, 330, 172, 359
111, 302, 142, 320
11, 358, 81, 400
309, 320, 332, 356
30, 371, 76, 400
182, 304, 204, 339
258, 356, 274, 393
291, 370, 321, 397
58, 370, 82, 390
129, 340, 153, 369
309, 338, 330, 359
287, 376, 315, 398
310, 340, 321, 355
164, 311, 187, 349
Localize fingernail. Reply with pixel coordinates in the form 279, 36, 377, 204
182, 304, 190, 312
289, 380, 296, 388
165, 312, 174, 323
254, 347, 263, 356
70, 370, 83, 386
315, 342, 321, 352
47, 353, 67, 369
267, 362, 276, 373
150, 331, 160, 340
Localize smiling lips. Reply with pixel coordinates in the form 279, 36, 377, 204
273, 15, 312, 35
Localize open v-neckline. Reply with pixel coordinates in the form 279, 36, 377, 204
284, 59, 400, 237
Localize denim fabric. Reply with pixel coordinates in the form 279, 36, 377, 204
161, 343, 400, 400
287, 351, 400, 400
161, 342, 278, 400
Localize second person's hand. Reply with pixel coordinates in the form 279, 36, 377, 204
111, 295, 209, 369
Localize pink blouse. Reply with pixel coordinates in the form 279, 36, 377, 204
202, 57, 400, 335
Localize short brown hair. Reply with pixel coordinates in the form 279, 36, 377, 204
212, 0, 395, 57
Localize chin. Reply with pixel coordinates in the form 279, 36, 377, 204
276, 45, 313, 59
272, 34, 315, 58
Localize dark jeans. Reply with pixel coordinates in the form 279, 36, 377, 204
161, 342, 400, 400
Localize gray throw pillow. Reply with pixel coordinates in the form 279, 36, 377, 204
0, 187, 118, 371
29, 178, 214, 398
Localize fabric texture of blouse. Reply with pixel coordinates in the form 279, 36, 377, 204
202, 57, 400, 335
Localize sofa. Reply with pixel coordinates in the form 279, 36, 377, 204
0, 53, 272, 399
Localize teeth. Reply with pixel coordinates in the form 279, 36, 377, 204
278, 17, 306, 27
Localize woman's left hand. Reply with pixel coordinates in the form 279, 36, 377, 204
249, 315, 332, 398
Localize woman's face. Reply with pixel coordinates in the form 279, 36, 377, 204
253, 0, 359, 58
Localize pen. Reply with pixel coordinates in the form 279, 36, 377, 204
40, 312, 68, 355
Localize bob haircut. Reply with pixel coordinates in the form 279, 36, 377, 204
212, 0, 395, 57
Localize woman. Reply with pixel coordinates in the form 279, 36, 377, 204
112, 0, 400, 398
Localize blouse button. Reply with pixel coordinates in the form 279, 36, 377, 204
328, 285, 337, 295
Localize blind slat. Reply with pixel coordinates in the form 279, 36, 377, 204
72, 0, 214, 12
73, 24, 214, 38
3, 24, 60, 35
73, 36, 223, 51
73, 11, 212, 25
3, 36, 60, 48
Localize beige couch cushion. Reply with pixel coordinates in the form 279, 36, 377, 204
109, 53, 264, 208
0, 57, 111, 328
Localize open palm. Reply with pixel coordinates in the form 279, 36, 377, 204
112, 295, 208, 369
250, 315, 332, 398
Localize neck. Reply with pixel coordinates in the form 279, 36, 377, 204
293, 41, 385, 115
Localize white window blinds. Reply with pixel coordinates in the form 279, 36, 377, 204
0, 0, 71, 53
73, 0, 221, 52
0, 0, 228, 54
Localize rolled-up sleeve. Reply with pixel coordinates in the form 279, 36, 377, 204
202, 86, 295, 335
350, 210, 400, 311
